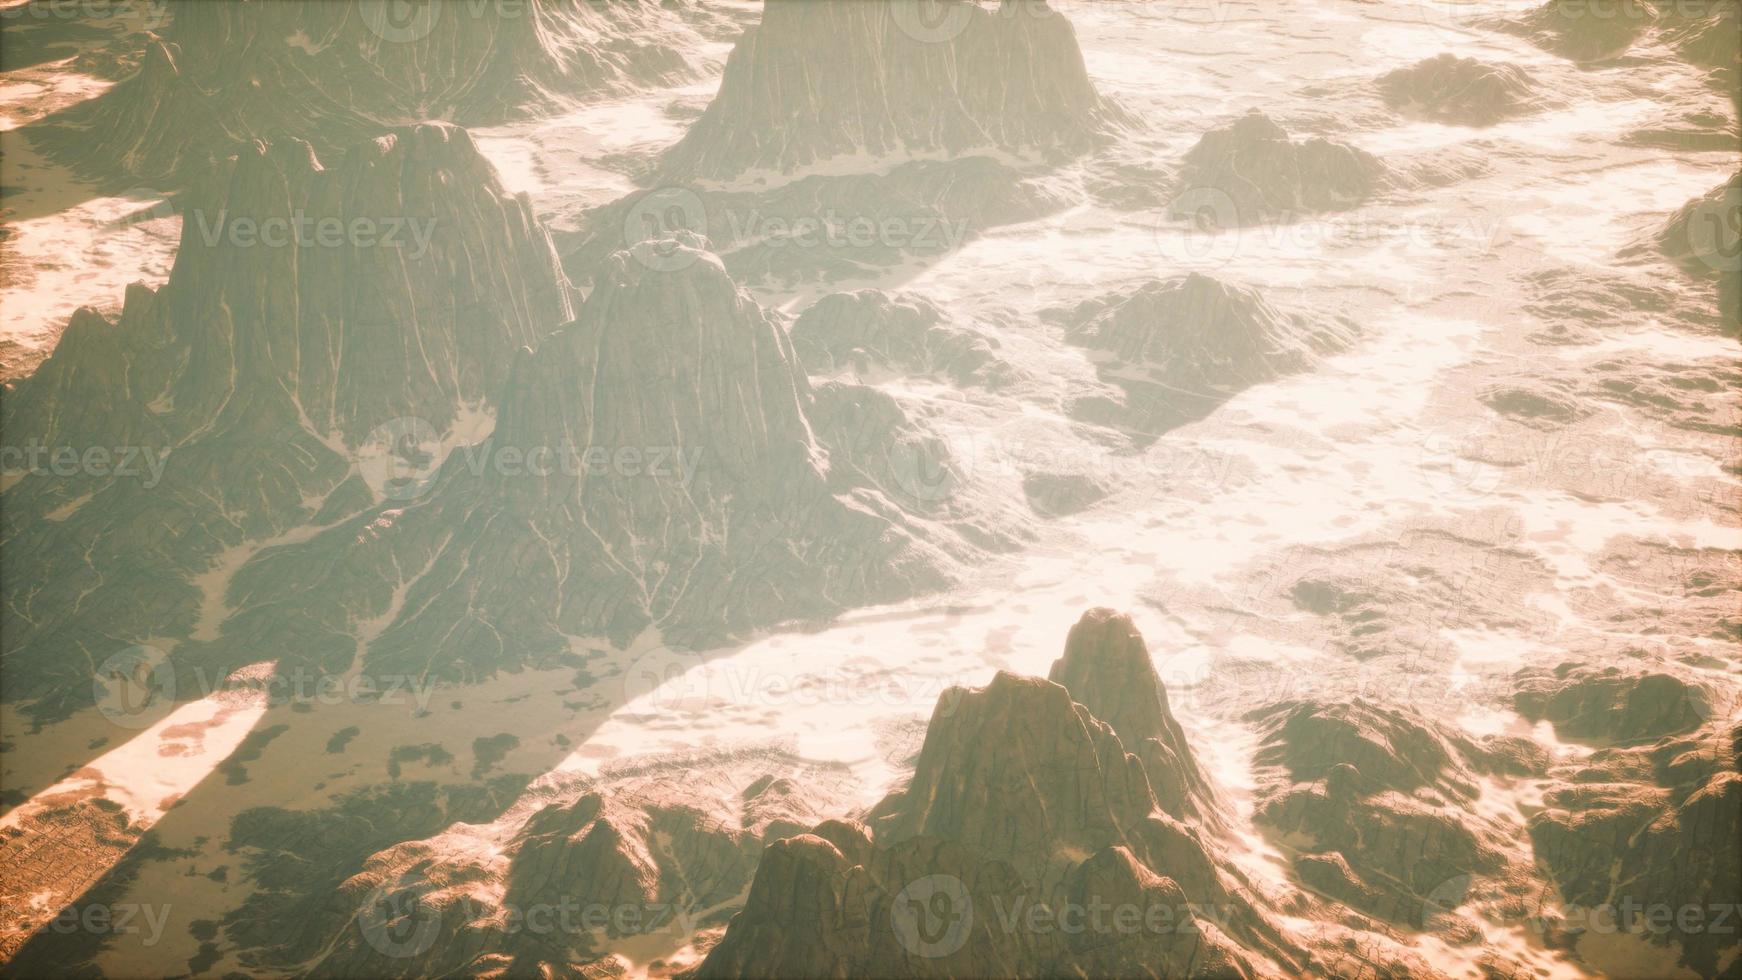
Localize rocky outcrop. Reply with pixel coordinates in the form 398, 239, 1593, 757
0, 124, 571, 722
790, 289, 1012, 386
696, 614, 1299, 978
1246, 699, 1514, 930
1046, 608, 1219, 825
1046, 273, 1358, 438
1477, 382, 1588, 428
660, 0, 1121, 183
1528, 721, 1740, 977
1169, 112, 1386, 225
28, 0, 700, 189
1513, 663, 1713, 746
1653, 172, 1740, 331
211, 233, 988, 681
1376, 54, 1540, 126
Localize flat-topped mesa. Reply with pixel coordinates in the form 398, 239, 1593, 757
1047, 608, 1220, 824
661, 0, 1121, 183
33, 0, 699, 188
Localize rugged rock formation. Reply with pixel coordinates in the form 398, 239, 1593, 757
1045, 273, 1358, 438
1653, 172, 1740, 331
1513, 662, 1713, 746
254, 751, 843, 974
1528, 717, 1740, 977
790, 289, 1012, 386
1046, 608, 1219, 825
1246, 700, 1513, 931
696, 614, 1299, 978
1376, 54, 1540, 126
211, 233, 988, 681
661, 0, 1121, 183
1169, 112, 1386, 225
1477, 382, 1588, 428
28, 0, 700, 189
0, 124, 571, 722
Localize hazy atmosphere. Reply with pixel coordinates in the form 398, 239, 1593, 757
0, 0, 1738, 977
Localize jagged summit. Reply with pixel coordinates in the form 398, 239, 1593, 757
661, 0, 1121, 183
210, 233, 985, 679
697, 611, 1298, 978
1047, 608, 1219, 823
1, 123, 571, 720
31, 0, 700, 188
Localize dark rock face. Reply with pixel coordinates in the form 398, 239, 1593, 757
1046, 608, 1219, 825
790, 290, 1011, 387
1246, 699, 1514, 929
697, 615, 1300, 978
1020, 471, 1110, 517
215, 233, 984, 679
1377, 54, 1540, 126
29, 0, 697, 189
1170, 112, 1386, 225
0, 124, 571, 721
1047, 273, 1357, 438
1528, 722, 1741, 977
1513, 663, 1712, 746
1654, 172, 1740, 332
661, 0, 1120, 183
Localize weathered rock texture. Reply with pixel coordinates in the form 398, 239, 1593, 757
661, 0, 1121, 183
1170, 112, 1387, 225
28, 0, 699, 189
1046, 273, 1358, 438
1377, 54, 1541, 126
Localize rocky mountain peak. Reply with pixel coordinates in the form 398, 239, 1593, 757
1047, 608, 1219, 822
661, 0, 1121, 182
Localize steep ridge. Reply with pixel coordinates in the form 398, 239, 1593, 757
28, 0, 700, 189
0, 123, 572, 723
695, 611, 1300, 978
1651, 171, 1741, 331
566, 0, 1114, 286
1044, 273, 1359, 439
207, 232, 997, 682
661, 0, 1121, 182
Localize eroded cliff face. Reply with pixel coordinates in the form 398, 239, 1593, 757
28, 0, 701, 189
1, 123, 573, 721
